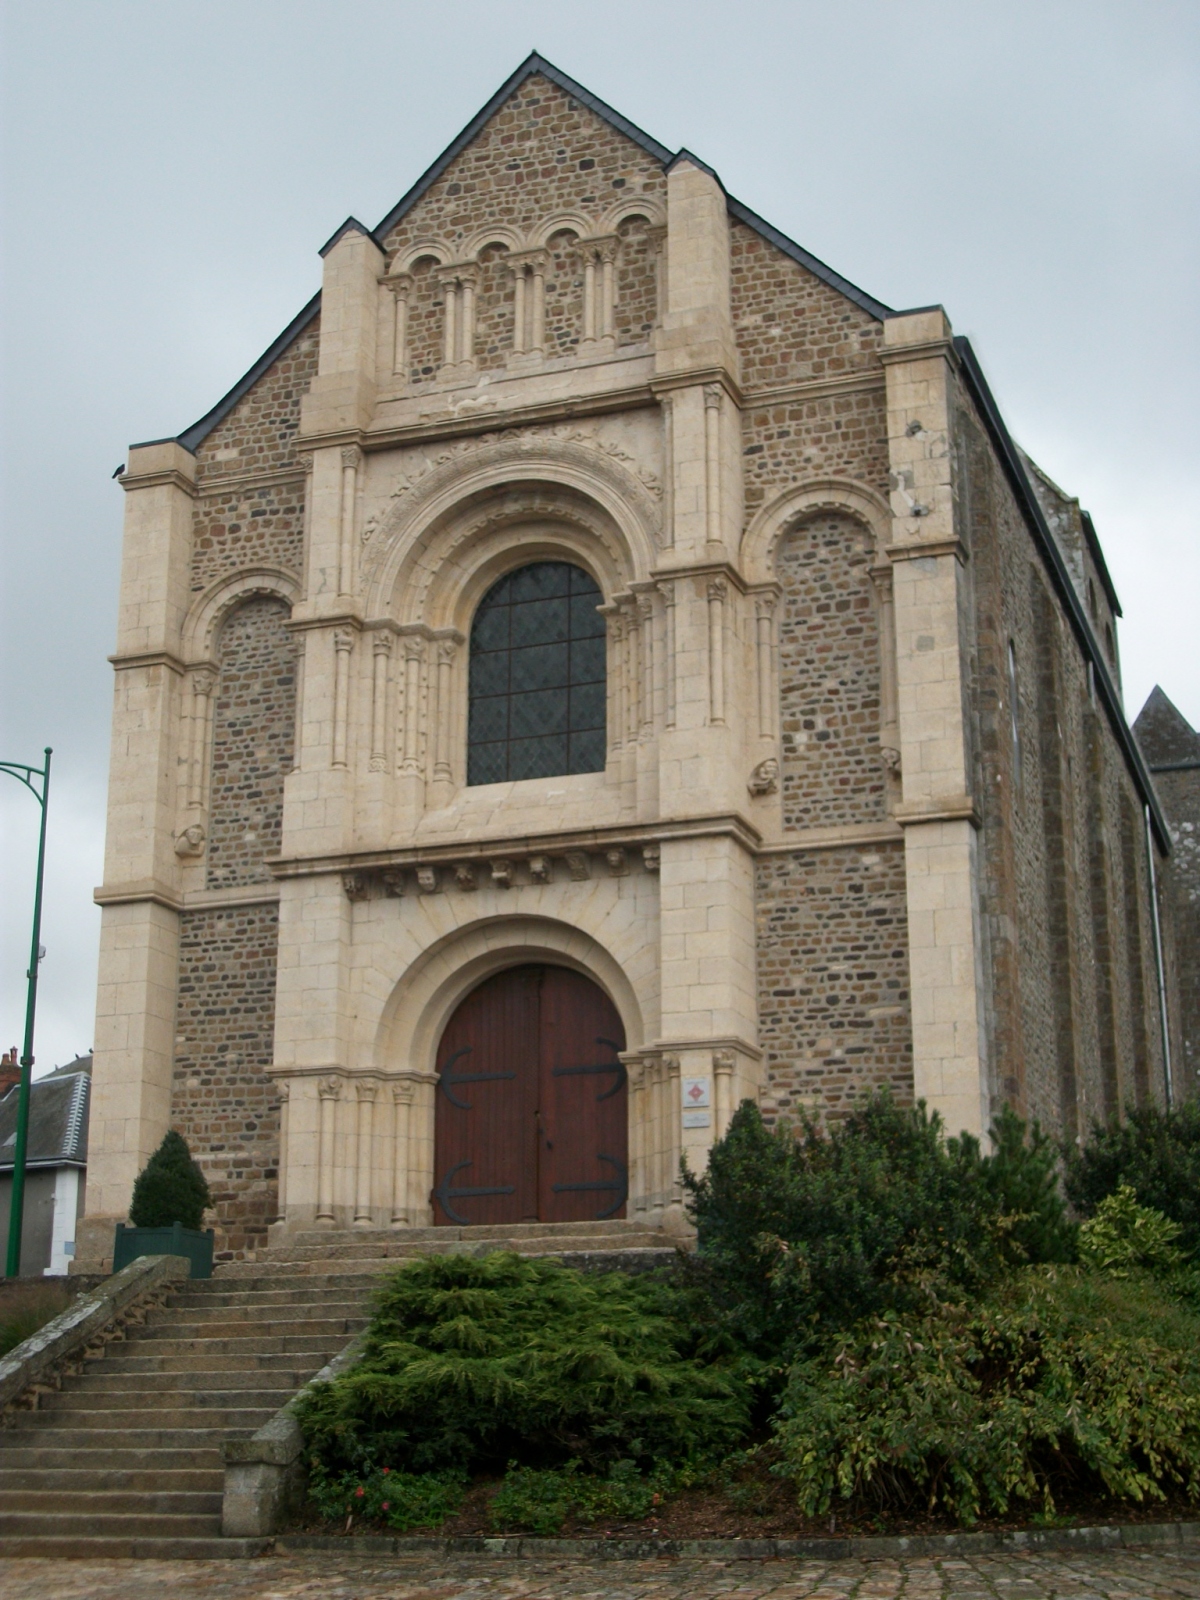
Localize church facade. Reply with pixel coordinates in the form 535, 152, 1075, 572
79, 56, 1182, 1265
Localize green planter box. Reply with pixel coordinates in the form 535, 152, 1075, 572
113, 1221, 215, 1279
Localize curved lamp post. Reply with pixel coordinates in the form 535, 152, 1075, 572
1, 748, 51, 1278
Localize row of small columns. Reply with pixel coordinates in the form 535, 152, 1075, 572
384, 233, 633, 378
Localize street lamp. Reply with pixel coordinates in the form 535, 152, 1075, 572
1, 748, 52, 1278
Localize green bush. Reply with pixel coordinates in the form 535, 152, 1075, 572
681, 1094, 1074, 1364
128, 1129, 211, 1230
488, 1458, 676, 1534
771, 1267, 1200, 1524
295, 1251, 752, 1479
306, 1462, 465, 1531
1066, 1102, 1200, 1256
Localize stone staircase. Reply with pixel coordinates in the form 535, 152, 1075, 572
0, 1218, 679, 1558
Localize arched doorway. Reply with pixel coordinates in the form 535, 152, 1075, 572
432, 965, 627, 1226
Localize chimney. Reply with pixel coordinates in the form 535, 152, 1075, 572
0, 1048, 21, 1098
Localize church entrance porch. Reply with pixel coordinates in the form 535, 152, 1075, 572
433, 965, 628, 1226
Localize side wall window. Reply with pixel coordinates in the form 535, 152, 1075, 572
467, 561, 606, 785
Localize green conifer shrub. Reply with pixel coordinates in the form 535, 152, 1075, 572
680, 1093, 1075, 1365
1065, 1102, 1200, 1255
128, 1129, 211, 1230
295, 1251, 752, 1478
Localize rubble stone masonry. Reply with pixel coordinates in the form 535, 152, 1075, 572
756, 842, 912, 1121
171, 902, 281, 1259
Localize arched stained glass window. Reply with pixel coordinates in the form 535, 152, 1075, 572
467, 561, 606, 786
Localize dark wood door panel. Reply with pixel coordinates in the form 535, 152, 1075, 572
433, 966, 539, 1224
538, 966, 628, 1222
432, 964, 628, 1226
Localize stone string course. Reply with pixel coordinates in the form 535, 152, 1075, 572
172, 903, 282, 1260
756, 842, 912, 1121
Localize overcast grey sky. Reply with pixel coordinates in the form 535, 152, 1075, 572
1, 0, 1197, 1075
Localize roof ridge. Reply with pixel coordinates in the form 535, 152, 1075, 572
164, 54, 892, 452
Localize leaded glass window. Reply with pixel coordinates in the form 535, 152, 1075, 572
467, 561, 606, 785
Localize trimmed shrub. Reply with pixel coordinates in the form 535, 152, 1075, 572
128, 1130, 211, 1230
306, 1463, 465, 1532
680, 1094, 1074, 1364
488, 1458, 677, 1534
772, 1267, 1200, 1524
1065, 1102, 1200, 1256
295, 1252, 752, 1478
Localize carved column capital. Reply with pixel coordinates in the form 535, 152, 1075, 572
334, 628, 355, 654
355, 1079, 379, 1103
392, 1079, 415, 1104
403, 637, 427, 662
318, 1076, 341, 1100
372, 630, 394, 656
383, 272, 412, 300
191, 668, 218, 699
707, 577, 728, 603
340, 445, 363, 471
703, 383, 723, 410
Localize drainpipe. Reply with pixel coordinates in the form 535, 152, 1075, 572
1144, 804, 1173, 1106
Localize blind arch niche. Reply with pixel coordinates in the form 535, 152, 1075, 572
467, 560, 606, 785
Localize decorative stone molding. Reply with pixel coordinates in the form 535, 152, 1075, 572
381, 868, 406, 897
341, 872, 369, 902
748, 758, 779, 797
174, 823, 206, 858
642, 844, 660, 873
605, 848, 628, 877
566, 851, 590, 881
454, 863, 477, 891
490, 859, 513, 889
529, 854, 551, 884
416, 866, 438, 894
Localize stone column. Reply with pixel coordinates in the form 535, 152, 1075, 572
369, 631, 392, 773
332, 629, 354, 769
883, 307, 991, 1141
385, 273, 411, 378
338, 447, 360, 598
83, 440, 196, 1266
391, 1080, 414, 1226
353, 1080, 377, 1226
316, 1076, 340, 1225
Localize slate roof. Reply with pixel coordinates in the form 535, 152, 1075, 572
0, 1069, 90, 1171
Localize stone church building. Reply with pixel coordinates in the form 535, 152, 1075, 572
79, 56, 1185, 1265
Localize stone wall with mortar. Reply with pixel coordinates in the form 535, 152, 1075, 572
206, 596, 297, 889
741, 389, 890, 523
189, 481, 306, 595
954, 382, 1167, 1137
193, 322, 319, 488
730, 222, 882, 390
775, 512, 889, 830
380, 74, 666, 379
171, 902, 282, 1260
756, 841, 912, 1121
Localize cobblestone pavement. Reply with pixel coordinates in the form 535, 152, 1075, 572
1, 1549, 1199, 1600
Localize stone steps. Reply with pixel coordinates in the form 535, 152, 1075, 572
0, 1218, 674, 1554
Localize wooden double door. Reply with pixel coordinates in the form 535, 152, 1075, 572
433, 965, 628, 1226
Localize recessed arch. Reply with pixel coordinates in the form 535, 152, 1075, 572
461, 224, 524, 261
374, 912, 646, 1079
599, 196, 666, 235
362, 437, 662, 627
740, 478, 892, 587
181, 566, 300, 666
387, 238, 451, 275
531, 212, 592, 248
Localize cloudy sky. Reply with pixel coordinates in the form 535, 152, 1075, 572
1, 0, 1197, 1074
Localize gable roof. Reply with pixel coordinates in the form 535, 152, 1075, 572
146, 51, 891, 455
1134, 686, 1200, 772
0, 1070, 89, 1171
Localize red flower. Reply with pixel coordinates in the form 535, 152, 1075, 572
381, 1502, 390, 1511
382, 1467, 390, 1476
355, 1486, 365, 1498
